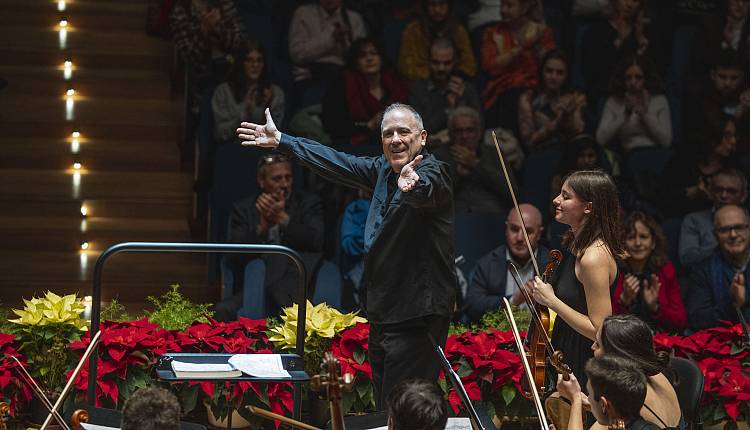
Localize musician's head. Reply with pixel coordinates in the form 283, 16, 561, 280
585, 354, 648, 425
381, 103, 427, 174
594, 314, 670, 377
553, 169, 624, 258
387, 379, 448, 430
121, 387, 180, 430
505, 203, 544, 262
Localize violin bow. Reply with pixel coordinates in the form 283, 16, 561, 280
248, 406, 322, 430
502, 298, 549, 430
491, 130, 540, 277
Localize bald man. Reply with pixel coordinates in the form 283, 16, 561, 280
464, 203, 549, 322
686, 204, 750, 331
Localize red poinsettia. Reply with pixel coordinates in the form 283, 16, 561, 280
0, 332, 33, 415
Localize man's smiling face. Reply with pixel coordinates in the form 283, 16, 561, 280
381, 108, 426, 173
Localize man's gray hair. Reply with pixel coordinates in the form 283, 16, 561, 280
381, 103, 424, 133
447, 106, 482, 129
713, 167, 748, 193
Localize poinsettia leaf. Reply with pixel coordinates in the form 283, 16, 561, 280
501, 384, 515, 406
456, 364, 472, 378
355, 381, 370, 398
341, 390, 356, 414
353, 349, 366, 365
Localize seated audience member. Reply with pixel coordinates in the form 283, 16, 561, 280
662, 117, 738, 217
216, 154, 324, 321
613, 212, 687, 333
170, 0, 245, 83
518, 49, 586, 152
464, 203, 549, 322
340, 193, 370, 308
212, 40, 285, 145
591, 314, 683, 429
409, 37, 481, 144
596, 55, 672, 154
433, 107, 512, 213
386, 379, 449, 430
692, 0, 750, 77
323, 37, 408, 146
121, 387, 180, 430
480, 0, 555, 129
557, 355, 661, 430
582, 0, 664, 111
685, 49, 749, 154
288, 0, 367, 107
680, 168, 748, 267
398, 0, 476, 81
686, 204, 750, 331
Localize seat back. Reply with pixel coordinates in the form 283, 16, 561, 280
455, 211, 506, 277
670, 357, 704, 426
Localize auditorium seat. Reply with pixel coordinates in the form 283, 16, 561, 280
454, 211, 506, 278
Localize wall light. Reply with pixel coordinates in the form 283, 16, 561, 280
80, 241, 89, 250
80, 204, 88, 216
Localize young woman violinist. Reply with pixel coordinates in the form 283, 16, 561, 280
529, 169, 625, 390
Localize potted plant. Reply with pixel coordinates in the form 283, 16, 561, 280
8, 292, 88, 424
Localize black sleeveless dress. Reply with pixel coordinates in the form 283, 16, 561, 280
548, 252, 617, 392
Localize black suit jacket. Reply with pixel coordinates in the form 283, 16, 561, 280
464, 244, 550, 322
227, 189, 324, 308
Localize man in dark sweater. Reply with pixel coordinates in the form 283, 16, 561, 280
215, 154, 324, 321
237, 103, 456, 409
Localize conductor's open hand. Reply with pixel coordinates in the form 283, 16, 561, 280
398, 155, 423, 192
237, 108, 281, 148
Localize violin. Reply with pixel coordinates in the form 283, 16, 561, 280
311, 352, 354, 430
491, 131, 572, 430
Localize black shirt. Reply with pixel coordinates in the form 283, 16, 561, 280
278, 133, 457, 324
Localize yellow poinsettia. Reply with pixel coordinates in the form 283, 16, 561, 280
268, 301, 366, 351
10, 291, 88, 331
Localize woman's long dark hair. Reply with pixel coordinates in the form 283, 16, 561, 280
562, 170, 625, 259
609, 54, 663, 98
622, 211, 669, 274
227, 39, 271, 103
537, 49, 573, 94
601, 314, 674, 379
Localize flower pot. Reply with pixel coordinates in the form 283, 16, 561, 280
26, 396, 64, 430
203, 399, 251, 429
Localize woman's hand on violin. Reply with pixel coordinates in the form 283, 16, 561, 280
557, 372, 582, 403
529, 276, 557, 308
620, 274, 640, 307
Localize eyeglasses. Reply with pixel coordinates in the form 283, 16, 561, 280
715, 223, 750, 235
257, 153, 289, 169
711, 186, 741, 196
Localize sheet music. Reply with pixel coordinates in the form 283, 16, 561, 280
171, 362, 235, 372
81, 423, 119, 430
364, 418, 472, 430
228, 354, 291, 378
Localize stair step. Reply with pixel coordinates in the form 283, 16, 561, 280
0, 169, 192, 201
0, 138, 181, 172
2, 198, 190, 220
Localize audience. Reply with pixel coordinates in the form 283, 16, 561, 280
288, 0, 367, 108
685, 49, 749, 149
216, 154, 324, 321
582, 0, 663, 111
662, 117, 738, 217
596, 55, 672, 154
686, 204, 750, 331
549, 134, 610, 208
398, 0, 476, 81
433, 107, 512, 213
692, 0, 750, 77
170, 0, 246, 83
323, 37, 408, 146
680, 168, 748, 267
409, 37, 481, 144
480, 0, 555, 128
212, 39, 285, 144
340, 192, 370, 309
612, 212, 687, 333
121, 387, 180, 430
464, 203, 549, 322
386, 379, 449, 430
518, 49, 586, 151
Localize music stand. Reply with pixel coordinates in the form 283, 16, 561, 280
430, 338, 486, 430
